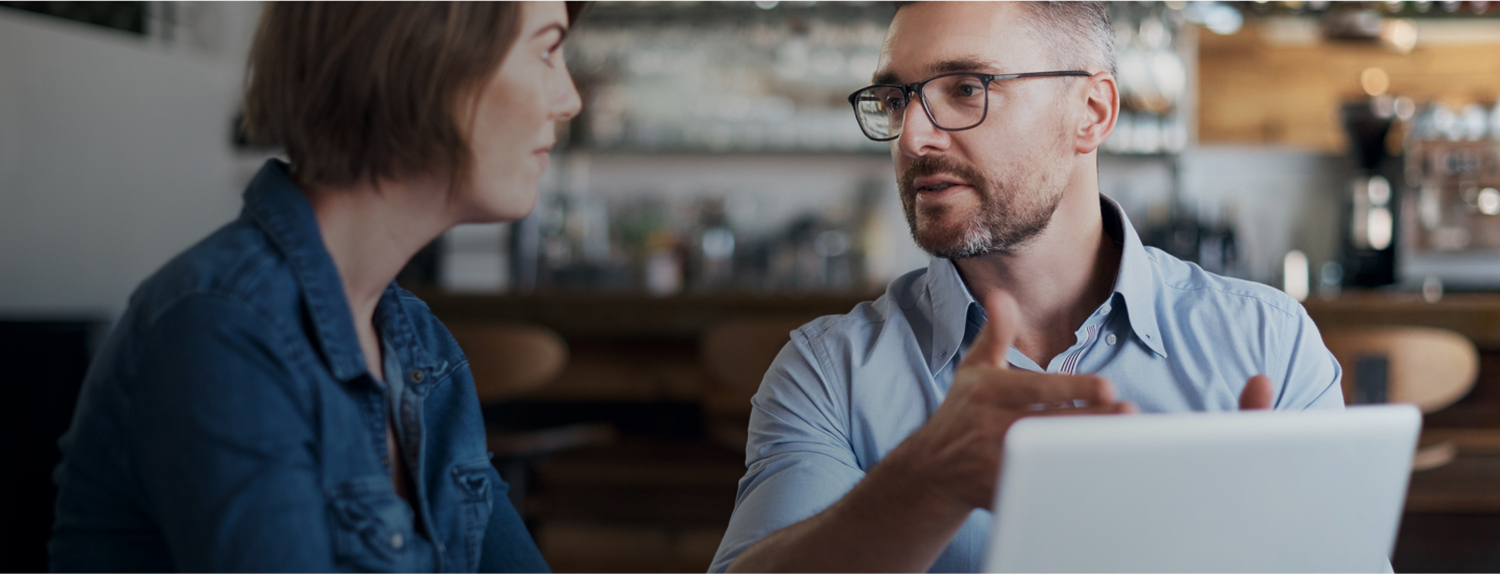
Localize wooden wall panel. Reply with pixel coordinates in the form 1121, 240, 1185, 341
1198, 21, 1500, 153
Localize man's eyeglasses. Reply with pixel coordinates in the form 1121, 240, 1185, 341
847, 70, 1092, 142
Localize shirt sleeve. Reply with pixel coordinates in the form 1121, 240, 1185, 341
125, 294, 337, 572
708, 327, 867, 572
1275, 304, 1345, 410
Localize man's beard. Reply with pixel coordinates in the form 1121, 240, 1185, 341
898, 154, 1064, 259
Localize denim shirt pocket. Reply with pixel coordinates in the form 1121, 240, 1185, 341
451, 458, 497, 570
327, 475, 416, 572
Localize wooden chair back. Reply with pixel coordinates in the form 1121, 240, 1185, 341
700, 317, 810, 392
1320, 326, 1477, 413
447, 322, 569, 404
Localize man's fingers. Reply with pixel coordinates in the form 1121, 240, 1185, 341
960, 291, 1021, 371
1030, 401, 1136, 417
1240, 374, 1273, 410
980, 370, 1116, 406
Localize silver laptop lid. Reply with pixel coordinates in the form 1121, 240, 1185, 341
984, 405, 1420, 573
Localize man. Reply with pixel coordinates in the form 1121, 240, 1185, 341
708, 2, 1343, 572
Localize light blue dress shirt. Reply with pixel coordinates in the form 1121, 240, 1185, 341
709, 196, 1344, 573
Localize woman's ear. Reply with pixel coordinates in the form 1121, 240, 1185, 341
1073, 72, 1119, 155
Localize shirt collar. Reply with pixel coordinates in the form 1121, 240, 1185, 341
925, 194, 1167, 375
242, 160, 442, 382
1106, 196, 1168, 358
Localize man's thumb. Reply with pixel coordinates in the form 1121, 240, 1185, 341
961, 291, 1020, 370
1240, 374, 1274, 410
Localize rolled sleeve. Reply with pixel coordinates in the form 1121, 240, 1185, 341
709, 329, 866, 573
126, 294, 336, 572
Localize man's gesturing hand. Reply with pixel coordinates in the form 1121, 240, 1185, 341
872, 291, 1135, 516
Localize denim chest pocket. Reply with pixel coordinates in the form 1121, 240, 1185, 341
451, 459, 496, 570
327, 476, 416, 572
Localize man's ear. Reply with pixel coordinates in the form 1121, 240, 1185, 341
1073, 72, 1119, 154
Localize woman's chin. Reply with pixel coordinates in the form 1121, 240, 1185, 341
458, 189, 538, 224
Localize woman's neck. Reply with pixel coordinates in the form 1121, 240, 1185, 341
304, 176, 456, 328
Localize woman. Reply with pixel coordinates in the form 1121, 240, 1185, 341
49, 2, 582, 571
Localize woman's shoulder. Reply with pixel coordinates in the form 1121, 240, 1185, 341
126, 216, 302, 335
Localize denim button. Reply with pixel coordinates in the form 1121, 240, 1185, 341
410, 369, 425, 383
391, 532, 404, 549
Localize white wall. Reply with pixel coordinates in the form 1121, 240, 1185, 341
0, 4, 263, 319
1181, 146, 1348, 285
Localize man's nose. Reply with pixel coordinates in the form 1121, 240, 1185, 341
896, 96, 949, 157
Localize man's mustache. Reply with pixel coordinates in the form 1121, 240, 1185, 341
899, 156, 984, 196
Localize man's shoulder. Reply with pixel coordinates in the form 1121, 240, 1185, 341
1143, 245, 1304, 322
794, 266, 928, 343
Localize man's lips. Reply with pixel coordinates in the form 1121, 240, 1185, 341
912, 175, 970, 193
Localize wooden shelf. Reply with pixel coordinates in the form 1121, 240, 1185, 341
415, 290, 877, 340
1304, 290, 1500, 350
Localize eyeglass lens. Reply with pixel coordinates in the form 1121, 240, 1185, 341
854, 75, 988, 140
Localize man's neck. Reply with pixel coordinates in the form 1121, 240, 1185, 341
954, 189, 1122, 368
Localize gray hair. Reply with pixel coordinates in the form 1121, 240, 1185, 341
894, 1, 1116, 78
1022, 1, 1116, 78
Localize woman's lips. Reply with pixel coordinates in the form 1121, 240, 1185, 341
533, 143, 555, 168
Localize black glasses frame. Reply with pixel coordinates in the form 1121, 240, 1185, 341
847, 70, 1093, 141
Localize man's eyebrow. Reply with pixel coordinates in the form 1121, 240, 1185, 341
930, 57, 999, 75
871, 69, 900, 85
869, 57, 1001, 86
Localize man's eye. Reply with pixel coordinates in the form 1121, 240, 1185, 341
885, 97, 906, 110
956, 84, 982, 97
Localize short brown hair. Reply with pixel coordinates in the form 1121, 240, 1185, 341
242, 2, 585, 189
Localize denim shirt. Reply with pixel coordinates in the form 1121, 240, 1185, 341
50, 160, 548, 573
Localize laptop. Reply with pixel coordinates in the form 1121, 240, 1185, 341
983, 404, 1421, 573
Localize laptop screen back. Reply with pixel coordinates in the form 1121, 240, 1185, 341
983, 405, 1420, 573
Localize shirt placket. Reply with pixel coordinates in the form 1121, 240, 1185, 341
1047, 298, 1119, 375
382, 340, 442, 571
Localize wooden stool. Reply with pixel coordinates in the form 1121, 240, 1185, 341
699, 317, 814, 452
1321, 326, 1479, 470
446, 322, 615, 513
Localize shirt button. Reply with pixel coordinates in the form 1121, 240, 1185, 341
1100, 304, 1112, 315
391, 532, 405, 549
409, 369, 424, 383
1106, 334, 1118, 345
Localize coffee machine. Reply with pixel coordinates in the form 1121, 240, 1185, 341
1399, 101, 1500, 289
1339, 98, 1399, 288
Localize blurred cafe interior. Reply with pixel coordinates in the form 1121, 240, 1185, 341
6, 0, 1500, 571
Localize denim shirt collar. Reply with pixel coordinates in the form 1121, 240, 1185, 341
926, 194, 1167, 375
242, 160, 444, 383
